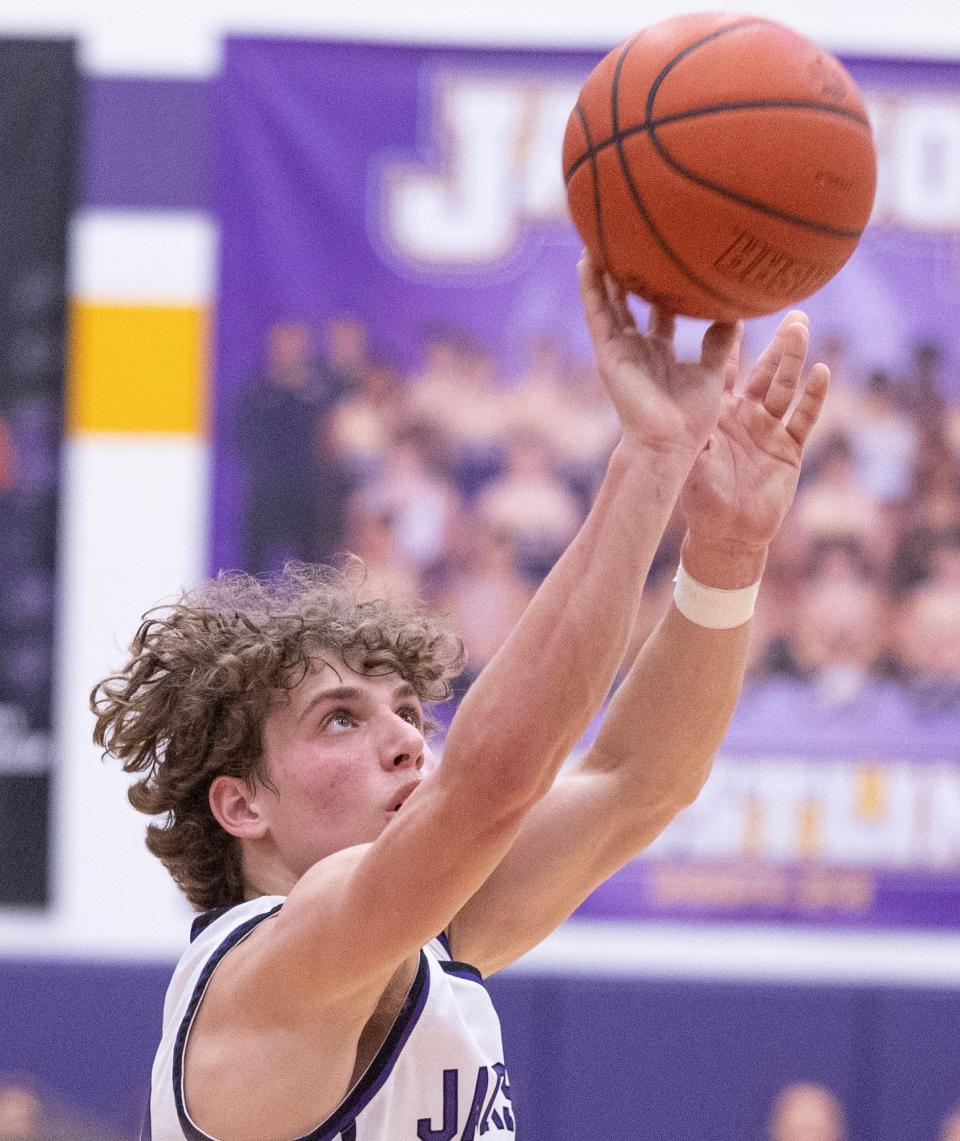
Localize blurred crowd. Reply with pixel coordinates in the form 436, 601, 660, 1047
230, 315, 960, 710
0, 1080, 124, 1141
768, 1081, 960, 1141
5, 1075, 960, 1141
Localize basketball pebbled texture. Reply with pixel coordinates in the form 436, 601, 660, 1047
563, 13, 878, 319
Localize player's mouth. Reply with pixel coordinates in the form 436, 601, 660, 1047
387, 779, 422, 813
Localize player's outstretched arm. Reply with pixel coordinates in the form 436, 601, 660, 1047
189, 256, 738, 1019
439, 254, 739, 819
446, 311, 828, 975
228, 256, 740, 1010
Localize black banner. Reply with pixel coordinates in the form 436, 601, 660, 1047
0, 39, 77, 905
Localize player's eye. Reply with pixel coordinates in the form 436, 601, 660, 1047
397, 705, 423, 729
323, 709, 355, 731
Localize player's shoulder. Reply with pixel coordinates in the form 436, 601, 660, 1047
160, 896, 286, 1030
188, 895, 285, 953
170, 897, 285, 996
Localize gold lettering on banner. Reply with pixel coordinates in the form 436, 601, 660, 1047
650, 865, 793, 908
796, 869, 875, 911
648, 862, 876, 915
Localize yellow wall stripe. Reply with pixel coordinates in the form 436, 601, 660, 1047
67, 302, 208, 435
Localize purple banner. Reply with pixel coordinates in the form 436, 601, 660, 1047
213, 36, 960, 930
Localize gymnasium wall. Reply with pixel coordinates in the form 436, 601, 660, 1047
1, 0, 957, 969
5, 955, 960, 1140
1, 3, 959, 1140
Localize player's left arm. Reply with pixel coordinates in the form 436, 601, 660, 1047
447, 311, 830, 976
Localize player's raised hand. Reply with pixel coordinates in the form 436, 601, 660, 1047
679, 309, 829, 554
577, 251, 740, 459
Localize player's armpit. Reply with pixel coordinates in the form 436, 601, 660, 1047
445, 763, 688, 977
215, 773, 535, 1018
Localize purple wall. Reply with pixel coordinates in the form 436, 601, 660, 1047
2, 956, 959, 1140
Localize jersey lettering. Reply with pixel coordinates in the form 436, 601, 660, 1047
460, 1065, 488, 1140
417, 1065, 514, 1140
417, 1069, 458, 1141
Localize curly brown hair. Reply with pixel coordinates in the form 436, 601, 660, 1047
91, 561, 464, 911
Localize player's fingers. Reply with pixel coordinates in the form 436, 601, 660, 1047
647, 305, 675, 343
763, 320, 809, 419
700, 319, 741, 374
744, 310, 809, 402
577, 253, 618, 351
723, 322, 744, 392
785, 363, 830, 448
604, 273, 638, 333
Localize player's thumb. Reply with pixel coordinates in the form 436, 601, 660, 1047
700, 320, 742, 375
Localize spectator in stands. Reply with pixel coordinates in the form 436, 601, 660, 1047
408, 332, 508, 495
342, 499, 422, 605
506, 332, 571, 444
233, 321, 343, 572
475, 428, 584, 579
442, 340, 511, 496
890, 442, 960, 595
0, 1079, 123, 1141
507, 339, 619, 495
849, 370, 917, 504
786, 539, 889, 703
895, 528, 960, 703
802, 331, 859, 451
898, 339, 948, 432
940, 1105, 960, 1141
352, 423, 462, 577
321, 312, 369, 392
548, 359, 620, 504
767, 1081, 847, 1141
793, 432, 890, 558
0, 1081, 41, 1141
436, 515, 536, 691
743, 511, 807, 678
329, 353, 407, 480
405, 322, 471, 438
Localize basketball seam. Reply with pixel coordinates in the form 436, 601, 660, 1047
645, 25, 866, 238
609, 35, 739, 309
574, 101, 612, 269
563, 99, 871, 185
567, 17, 768, 186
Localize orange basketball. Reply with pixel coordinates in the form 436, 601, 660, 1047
563, 13, 877, 320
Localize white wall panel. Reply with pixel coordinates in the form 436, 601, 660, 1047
69, 211, 218, 307
0, 0, 959, 78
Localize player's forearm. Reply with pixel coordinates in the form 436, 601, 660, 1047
587, 536, 765, 814
442, 435, 695, 805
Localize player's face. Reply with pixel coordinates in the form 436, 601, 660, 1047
255, 660, 435, 882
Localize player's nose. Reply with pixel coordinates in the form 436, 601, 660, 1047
381, 713, 425, 771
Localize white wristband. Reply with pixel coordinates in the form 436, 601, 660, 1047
672, 562, 761, 630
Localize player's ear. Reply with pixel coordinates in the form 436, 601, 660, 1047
209, 774, 269, 840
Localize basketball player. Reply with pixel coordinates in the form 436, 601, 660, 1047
93, 254, 828, 1140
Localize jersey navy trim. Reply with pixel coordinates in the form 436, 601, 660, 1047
172, 916, 430, 1141
307, 949, 431, 1141
172, 903, 284, 1140
189, 906, 235, 943
439, 960, 485, 986
436, 930, 453, 957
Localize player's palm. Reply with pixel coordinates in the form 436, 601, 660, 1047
578, 254, 739, 457
680, 311, 829, 550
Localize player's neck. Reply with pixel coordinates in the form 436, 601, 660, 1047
241, 842, 298, 899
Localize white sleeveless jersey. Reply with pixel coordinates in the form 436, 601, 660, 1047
144, 896, 516, 1141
